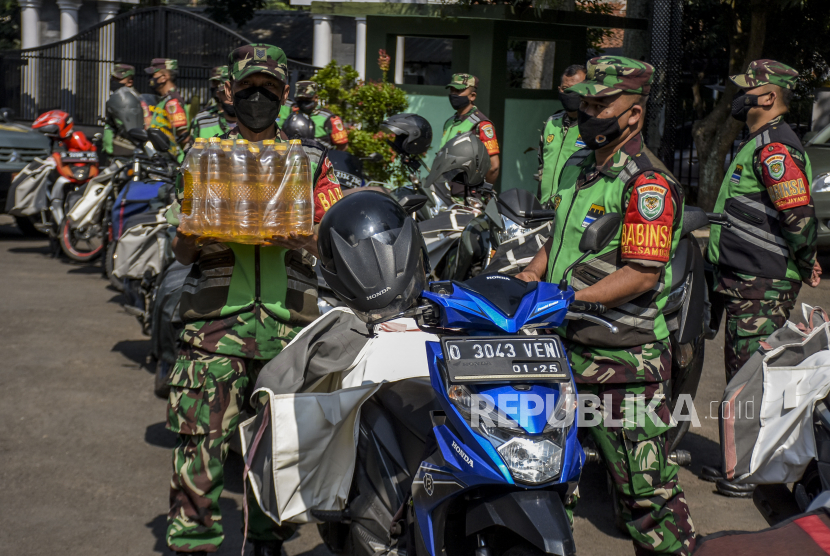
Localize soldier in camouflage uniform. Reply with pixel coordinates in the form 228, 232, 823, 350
102, 64, 150, 160
166, 44, 343, 556
702, 60, 821, 496
517, 56, 696, 555
145, 58, 189, 155
442, 73, 501, 183
291, 80, 349, 150
188, 66, 236, 143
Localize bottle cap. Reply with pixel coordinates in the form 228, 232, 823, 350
263, 139, 275, 146
275, 143, 287, 152
235, 139, 249, 145
208, 137, 221, 143
289, 139, 301, 145
194, 137, 207, 144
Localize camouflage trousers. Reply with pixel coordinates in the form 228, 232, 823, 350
166, 346, 296, 553
565, 341, 695, 555
723, 294, 797, 383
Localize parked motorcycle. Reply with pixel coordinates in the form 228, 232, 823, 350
5, 110, 100, 244
310, 214, 625, 556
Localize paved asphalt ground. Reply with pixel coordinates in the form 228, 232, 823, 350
1, 212, 829, 555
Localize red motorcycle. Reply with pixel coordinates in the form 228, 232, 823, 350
6, 110, 100, 242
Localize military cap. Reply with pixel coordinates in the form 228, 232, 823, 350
228, 44, 288, 84
446, 73, 479, 90
111, 64, 135, 80
730, 59, 799, 90
210, 65, 229, 83
144, 58, 178, 74
567, 56, 653, 98
295, 80, 318, 98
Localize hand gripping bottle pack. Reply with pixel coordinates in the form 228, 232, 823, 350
230, 138, 260, 243
202, 137, 231, 237
179, 137, 206, 235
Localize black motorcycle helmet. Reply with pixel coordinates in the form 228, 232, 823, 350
282, 112, 316, 140
423, 131, 491, 191
106, 87, 144, 136
318, 191, 430, 323
380, 113, 433, 156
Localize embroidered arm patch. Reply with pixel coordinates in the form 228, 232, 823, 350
621, 172, 675, 264
759, 143, 810, 211
313, 156, 343, 223
478, 122, 500, 155
165, 99, 187, 128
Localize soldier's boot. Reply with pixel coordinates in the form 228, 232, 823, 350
716, 478, 756, 498
699, 465, 722, 483
253, 541, 284, 556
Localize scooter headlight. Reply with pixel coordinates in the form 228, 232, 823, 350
497, 437, 563, 484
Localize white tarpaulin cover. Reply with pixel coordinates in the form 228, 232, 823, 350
240, 308, 436, 524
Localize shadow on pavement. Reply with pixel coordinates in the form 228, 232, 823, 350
145, 422, 177, 449
573, 458, 628, 540
66, 263, 104, 275
112, 338, 151, 366
676, 430, 722, 481
8, 244, 51, 254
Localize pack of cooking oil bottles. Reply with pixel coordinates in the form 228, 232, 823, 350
178, 137, 313, 243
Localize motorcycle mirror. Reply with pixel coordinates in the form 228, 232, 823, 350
128, 127, 149, 146
397, 194, 429, 214
484, 198, 504, 230
0, 107, 14, 123
559, 212, 621, 290
579, 212, 621, 253
147, 128, 171, 152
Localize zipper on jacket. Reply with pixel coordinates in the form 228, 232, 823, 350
551, 189, 579, 273
255, 245, 261, 304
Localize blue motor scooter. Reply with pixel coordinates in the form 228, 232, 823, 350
316, 214, 621, 556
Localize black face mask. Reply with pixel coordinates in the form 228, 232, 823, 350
577, 105, 633, 150
296, 99, 317, 114
559, 90, 582, 113
731, 91, 766, 123
449, 93, 471, 111
221, 102, 236, 118
149, 77, 159, 90
110, 79, 125, 93
233, 86, 280, 133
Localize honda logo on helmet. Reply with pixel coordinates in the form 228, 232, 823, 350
366, 287, 390, 300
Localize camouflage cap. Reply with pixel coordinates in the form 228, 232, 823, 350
210, 65, 229, 83
446, 73, 479, 90
228, 44, 288, 84
111, 64, 135, 80
730, 59, 799, 90
144, 58, 178, 74
566, 56, 654, 98
295, 80, 318, 98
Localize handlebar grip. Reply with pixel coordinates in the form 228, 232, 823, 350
570, 300, 608, 314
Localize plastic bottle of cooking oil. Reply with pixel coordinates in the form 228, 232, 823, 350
259, 140, 288, 238
202, 137, 231, 238
179, 138, 206, 235
278, 139, 313, 236
230, 139, 260, 242
220, 138, 233, 153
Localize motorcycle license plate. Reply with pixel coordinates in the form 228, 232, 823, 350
61, 151, 97, 163
441, 336, 569, 383
334, 170, 363, 189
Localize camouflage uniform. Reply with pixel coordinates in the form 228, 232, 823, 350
145, 58, 189, 156
550, 57, 695, 555
166, 44, 343, 554
189, 66, 233, 142
707, 60, 818, 382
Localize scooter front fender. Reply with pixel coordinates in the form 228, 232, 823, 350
466, 490, 576, 556
66, 178, 112, 227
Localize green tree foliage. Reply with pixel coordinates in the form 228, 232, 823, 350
0, 0, 20, 51
575, 0, 615, 54
204, 0, 266, 27
311, 55, 409, 184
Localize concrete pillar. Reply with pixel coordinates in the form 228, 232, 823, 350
19, 0, 41, 50
312, 15, 333, 68
97, 1, 120, 22
57, 0, 82, 41
394, 36, 405, 85
354, 16, 367, 80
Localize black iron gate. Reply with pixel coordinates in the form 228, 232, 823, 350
0, 6, 316, 126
